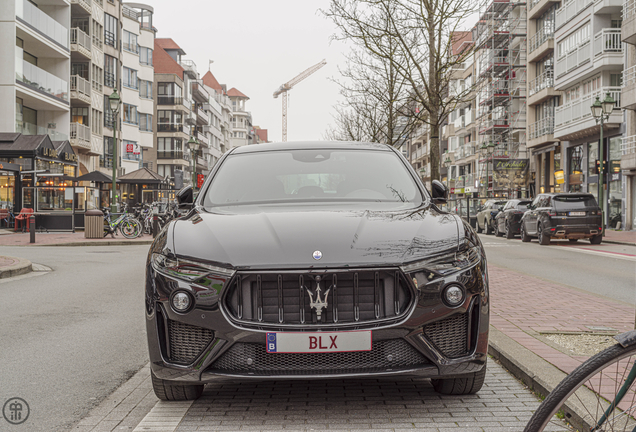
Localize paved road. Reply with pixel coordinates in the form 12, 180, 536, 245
0, 245, 150, 432
478, 233, 636, 306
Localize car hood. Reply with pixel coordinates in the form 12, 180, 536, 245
171, 203, 461, 270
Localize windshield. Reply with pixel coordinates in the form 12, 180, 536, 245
516, 201, 532, 210
203, 149, 424, 207
553, 195, 598, 210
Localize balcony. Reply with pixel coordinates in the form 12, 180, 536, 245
69, 122, 91, 151
454, 115, 465, 130
192, 81, 210, 103
528, 29, 554, 62
157, 151, 187, 160
179, 60, 197, 79
157, 123, 183, 133
70, 0, 92, 14
529, 0, 561, 18
15, 0, 69, 49
456, 143, 476, 160
70, 75, 91, 104
17, 60, 68, 102
554, 87, 622, 139
555, 40, 590, 78
196, 107, 210, 125
528, 117, 556, 147
621, 135, 636, 170
622, 65, 636, 109
70, 28, 91, 59
17, 122, 68, 141
529, 71, 554, 97
624, 0, 636, 44
197, 131, 209, 146
157, 96, 184, 106
555, 0, 593, 30
594, 29, 623, 57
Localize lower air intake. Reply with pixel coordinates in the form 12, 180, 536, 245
210, 339, 429, 375
167, 319, 213, 364
423, 312, 469, 358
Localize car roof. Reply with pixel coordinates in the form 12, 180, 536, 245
230, 141, 393, 154
540, 193, 594, 197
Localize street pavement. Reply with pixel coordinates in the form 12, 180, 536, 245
0, 245, 151, 432
0, 230, 634, 431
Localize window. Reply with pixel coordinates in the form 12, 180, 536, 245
123, 104, 138, 125
139, 113, 152, 132
157, 164, 183, 179
101, 136, 114, 168
91, 109, 102, 135
104, 14, 118, 47
71, 62, 89, 80
157, 110, 183, 131
157, 137, 183, 158
557, 22, 590, 58
123, 67, 138, 89
588, 141, 598, 176
72, 107, 89, 125
122, 30, 138, 53
91, 19, 103, 48
123, 140, 140, 161
139, 80, 153, 99
157, 82, 182, 104
610, 73, 622, 87
104, 95, 116, 128
104, 55, 117, 88
140, 47, 153, 65
92, 64, 103, 92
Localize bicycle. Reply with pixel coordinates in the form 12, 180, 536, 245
525, 329, 636, 431
102, 205, 142, 239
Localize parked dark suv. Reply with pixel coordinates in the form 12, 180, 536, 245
520, 193, 602, 245
494, 199, 532, 239
146, 141, 490, 401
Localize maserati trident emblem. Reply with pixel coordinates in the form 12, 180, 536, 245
312, 250, 322, 260
307, 275, 330, 321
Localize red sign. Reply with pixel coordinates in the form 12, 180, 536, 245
197, 174, 205, 188
126, 143, 134, 153
450, 188, 455, 194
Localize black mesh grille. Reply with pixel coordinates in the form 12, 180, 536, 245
210, 339, 429, 375
423, 312, 469, 358
167, 319, 214, 364
224, 270, 413, 328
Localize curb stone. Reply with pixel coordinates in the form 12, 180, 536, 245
0, 256, 32, 278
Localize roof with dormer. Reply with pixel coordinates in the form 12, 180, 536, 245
227, 88, 249, 99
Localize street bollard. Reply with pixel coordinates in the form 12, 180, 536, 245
153, 214, 159, 238
30, 215, 35, 244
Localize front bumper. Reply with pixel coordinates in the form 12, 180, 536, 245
145, 262, 490, 384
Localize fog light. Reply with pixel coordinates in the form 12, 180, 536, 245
171, 292, 192, 313
443, 285, 465, 307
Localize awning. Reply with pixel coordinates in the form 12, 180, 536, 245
531, 144, 558, 156
76, 171, 114, 183
117, 167, 166, 184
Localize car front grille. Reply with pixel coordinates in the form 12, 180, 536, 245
167, 319, 214, 364
209, 339, 429, 375
423, 312, 470, 358
223, 269, 413, 328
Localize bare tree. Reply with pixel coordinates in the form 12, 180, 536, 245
323, 0, 477, 181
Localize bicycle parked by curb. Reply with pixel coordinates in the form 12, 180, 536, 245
102, 205, 143, 239
525, 329, 636, 431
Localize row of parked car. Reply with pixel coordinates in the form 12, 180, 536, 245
474, 192, 604, 245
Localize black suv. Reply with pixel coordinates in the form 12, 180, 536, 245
520, 193, 602, 245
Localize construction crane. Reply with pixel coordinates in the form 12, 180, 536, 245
273, 59, 327, 142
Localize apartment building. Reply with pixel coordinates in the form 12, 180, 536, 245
553, 0, 624, 227
527, 0, 561, 195
0, 0, 71, 145
201, 71, 229, 167
228, 88, 253, 147
620, 2, 636, 229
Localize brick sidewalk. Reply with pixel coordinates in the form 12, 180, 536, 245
604, 229, 636, 245
0, 230, 153, 246
489, 264, 635, 375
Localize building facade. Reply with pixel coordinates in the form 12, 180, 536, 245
621, 0, 636, 230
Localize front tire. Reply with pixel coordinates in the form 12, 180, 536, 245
432, 363, 487, 395
120, 219, 141, 239
538, 224, 550, 246
151, 371, 204, 401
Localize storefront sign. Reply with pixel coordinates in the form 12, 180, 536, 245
554, 169, 565, 184
41, 148, 58, 158
62, 152, 77, 163
197, 174, 205, 189
610, 172, 621, 182
569, 171, 584, 185
493, 159, 529, 190
125, 143, 141, 155
126, 143, 134, 153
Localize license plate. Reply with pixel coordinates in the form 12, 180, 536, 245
569, 211, 586, 216
266, 331, 372, 353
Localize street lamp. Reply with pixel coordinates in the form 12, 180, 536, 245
590, 92, 616, 232
187, 135, 200, 190
108, 89, 121, 213
480, 142, 495, 198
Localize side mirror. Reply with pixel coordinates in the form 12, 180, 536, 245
431, 180, 448, 204
176, 185, 194, 209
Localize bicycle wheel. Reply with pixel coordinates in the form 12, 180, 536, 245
525, 342, 636, 432
120, 218, 142, 239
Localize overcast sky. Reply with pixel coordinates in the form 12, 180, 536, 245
149, 0, 347, 143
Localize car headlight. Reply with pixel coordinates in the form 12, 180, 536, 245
151, 253, 235, 285
400, 246, 481, 277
